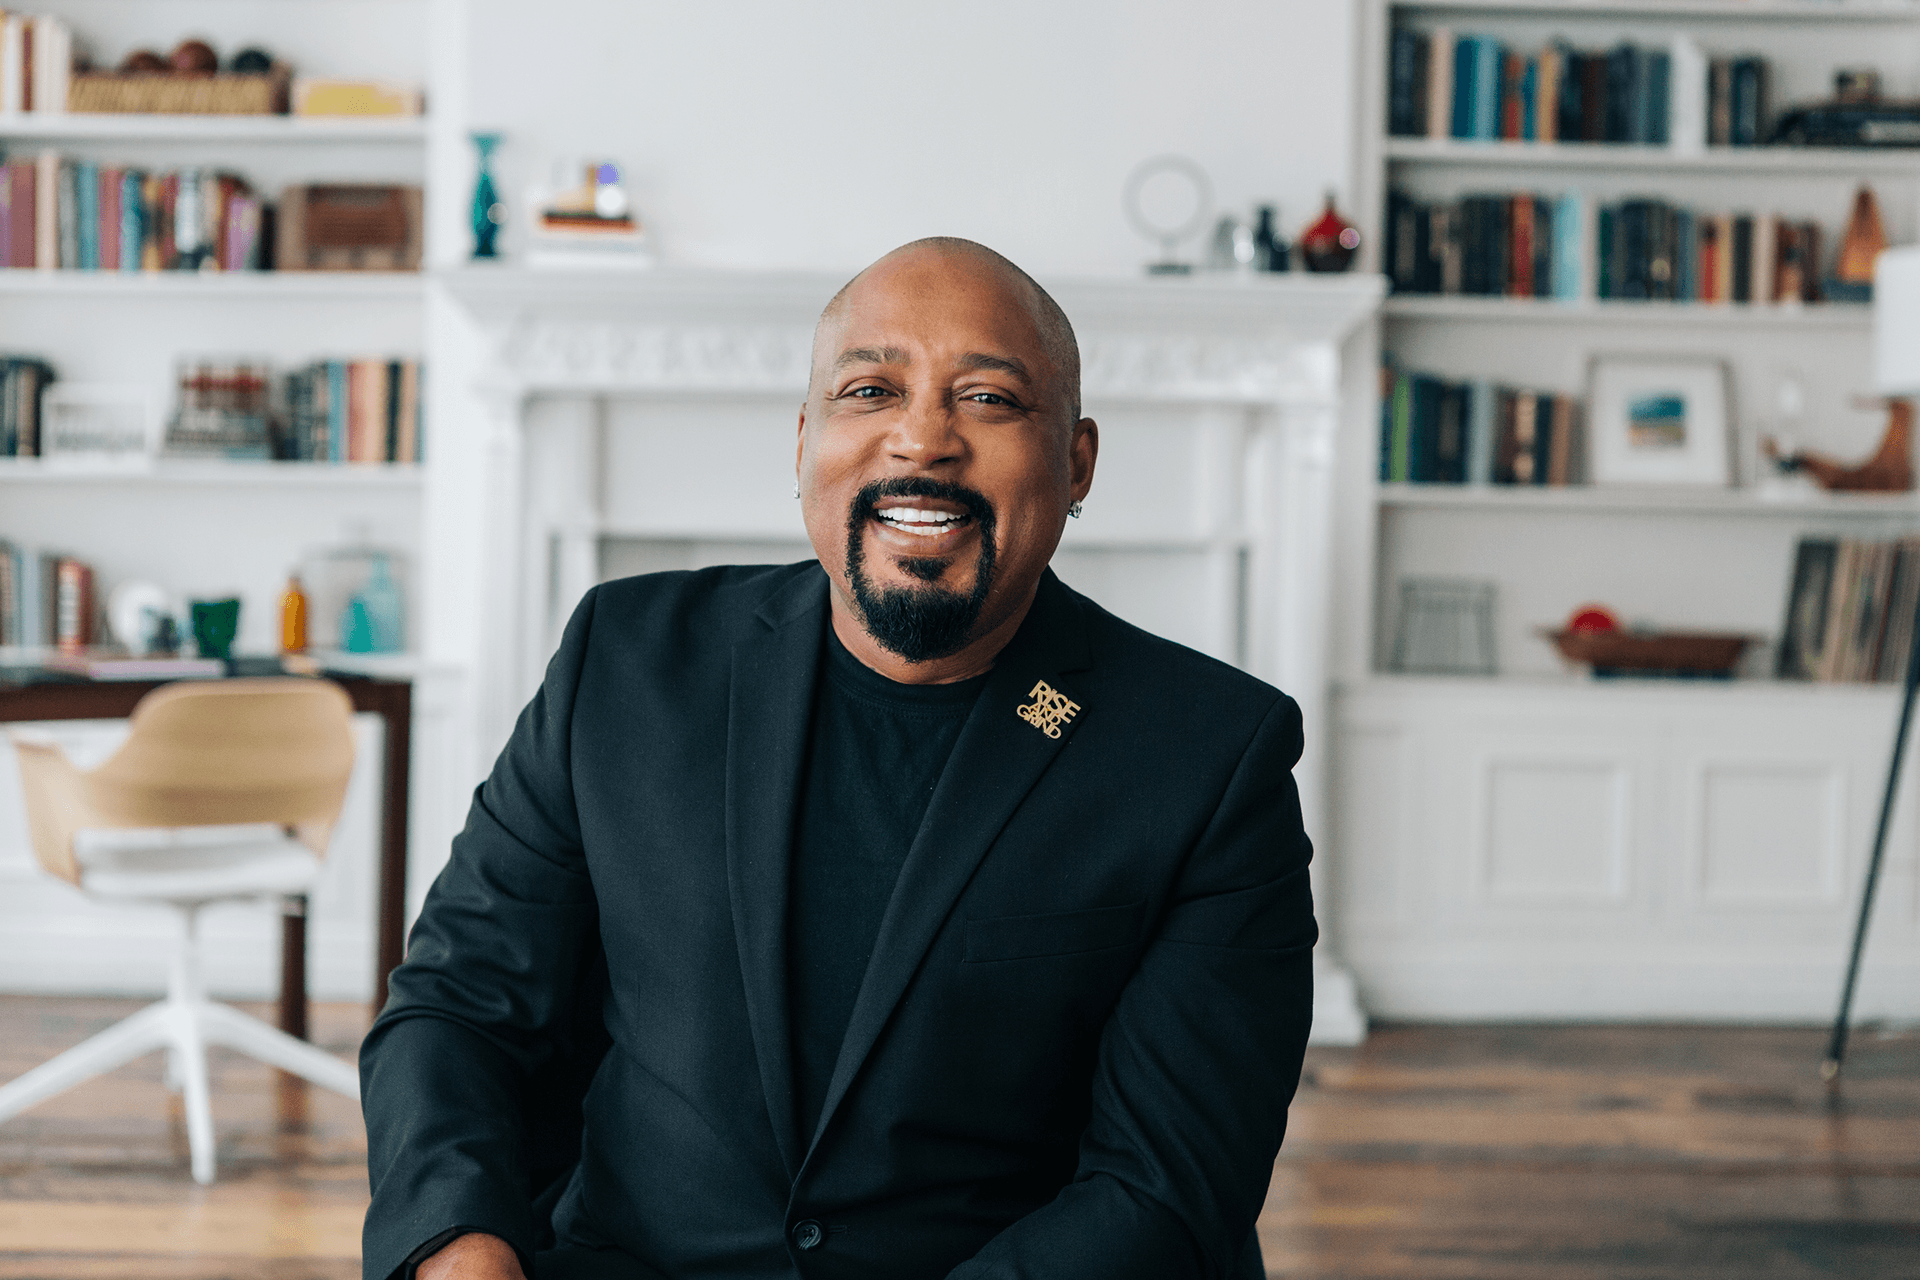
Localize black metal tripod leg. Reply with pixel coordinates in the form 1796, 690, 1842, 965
1824, 584, 1920, 1078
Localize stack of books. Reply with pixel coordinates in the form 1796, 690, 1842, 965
0, 543, 94, 649
1380, 371, 1585, 488
283, 359, 423, 463
0, 153, 269, 271
1, 354, 54, 456
1778, 537, 1920, 683
1386, 189, 1832, 304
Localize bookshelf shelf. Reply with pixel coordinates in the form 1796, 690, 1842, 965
1391, 0, 1920, 20
0, 459, 424, 487
0, 269, 425, 299
1377, 482, 1920, 516
1380, 295, 1874, 326
1383, 138, 1920, 175
0, 114, 427, 143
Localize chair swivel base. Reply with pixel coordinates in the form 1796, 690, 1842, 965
0, 906, 359, 1185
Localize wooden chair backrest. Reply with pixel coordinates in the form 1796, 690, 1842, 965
84, 678, 356, 833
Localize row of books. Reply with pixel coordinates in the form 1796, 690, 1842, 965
0, 153, 269, 271
0, 354, 52, 456
1597, 203, 1824, 304
1385, 190, 1833, 304
0, 544, 94, 649
1388, 30, 1770, 148
282, 360, 424, 464
0, 13, 74, 115
1384, 191, 1581, 299
1778, 538, 1920, 684
1388, 33, 1670, 145
1380, 370, 1586, 487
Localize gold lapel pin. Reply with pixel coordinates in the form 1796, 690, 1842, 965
1016, 680, 1081, 739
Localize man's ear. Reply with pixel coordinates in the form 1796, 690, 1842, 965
795, 403, 808, 489
1069, 417, 1099, 501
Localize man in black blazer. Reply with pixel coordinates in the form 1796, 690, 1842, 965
361, 238, 1317, 1280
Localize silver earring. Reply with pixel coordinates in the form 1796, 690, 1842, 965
1068, 500, 1083, 519
792, 482, 800, 499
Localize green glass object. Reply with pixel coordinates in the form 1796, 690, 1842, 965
470, 132, 503, 259
342, 597, 376, 653
189, 597, 241, 660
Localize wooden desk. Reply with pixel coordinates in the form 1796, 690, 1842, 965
0, 671, 412, 1038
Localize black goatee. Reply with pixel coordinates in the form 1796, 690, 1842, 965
844, 477, 997, 663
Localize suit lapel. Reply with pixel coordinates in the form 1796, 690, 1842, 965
803, 572, 1094, 1158
725, 567, 829, 1180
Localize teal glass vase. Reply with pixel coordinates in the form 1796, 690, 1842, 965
470, 132, 503, 259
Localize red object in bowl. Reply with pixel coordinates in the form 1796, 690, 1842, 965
1567, 604, 1621, 634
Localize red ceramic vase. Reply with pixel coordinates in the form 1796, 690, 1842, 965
1299, 193, 1361, 273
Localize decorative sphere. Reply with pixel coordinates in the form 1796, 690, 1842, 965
168, 40, 219, 76
230, 47, 273, 74
119, 49, 168, 73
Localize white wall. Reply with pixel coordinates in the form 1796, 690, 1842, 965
464, 0, 1358, 276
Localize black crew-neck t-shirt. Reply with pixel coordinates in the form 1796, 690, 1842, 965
787, 626, 989, 1148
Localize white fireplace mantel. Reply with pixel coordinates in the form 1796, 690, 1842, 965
426, 266, 1382, 1044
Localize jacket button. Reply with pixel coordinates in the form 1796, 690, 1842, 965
792, 1219, 825, 1250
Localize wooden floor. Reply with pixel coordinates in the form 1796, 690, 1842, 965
0, 999, 1914, 1279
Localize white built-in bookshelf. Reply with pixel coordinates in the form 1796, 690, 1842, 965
0, 0, 452, 1003
1332, 0, 1920, 1022
0, 0, 436, 657
1352, 0, 1920, 679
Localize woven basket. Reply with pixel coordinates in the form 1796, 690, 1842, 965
68, 71, 289, 115
1542, 628, 1752, 675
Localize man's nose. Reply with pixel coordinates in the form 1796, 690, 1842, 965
888, 393, 964, 468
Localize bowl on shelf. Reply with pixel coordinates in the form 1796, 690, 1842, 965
1539, 627, 1754, 679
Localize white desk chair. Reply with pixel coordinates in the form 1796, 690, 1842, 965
0, 677, 361, 1184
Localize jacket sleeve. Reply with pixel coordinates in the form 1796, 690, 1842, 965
948, 695, 1318, 1280
359, 588, 610, 1280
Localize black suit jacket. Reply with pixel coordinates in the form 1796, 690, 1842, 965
361, 562, 1317, 1280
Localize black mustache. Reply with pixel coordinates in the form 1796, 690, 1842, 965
852, 477, 994, 524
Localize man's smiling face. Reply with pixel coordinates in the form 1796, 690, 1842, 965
797, 242, 1096, 677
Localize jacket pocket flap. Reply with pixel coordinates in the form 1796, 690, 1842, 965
963, 900, 1145, 963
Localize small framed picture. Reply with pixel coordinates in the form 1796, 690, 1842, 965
1586, 355, 1734, 487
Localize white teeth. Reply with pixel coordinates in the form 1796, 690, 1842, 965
876, 506, 963, 527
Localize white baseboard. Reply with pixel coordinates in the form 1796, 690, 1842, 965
1350, 952, 1920, 1023
1309, 954, 1368, 1045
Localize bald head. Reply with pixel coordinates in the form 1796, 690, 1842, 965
812, 238, 1082, 426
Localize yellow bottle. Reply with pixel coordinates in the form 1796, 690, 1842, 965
280, 573, 309, 653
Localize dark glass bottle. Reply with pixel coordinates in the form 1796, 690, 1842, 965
1253, 205, 1290, 272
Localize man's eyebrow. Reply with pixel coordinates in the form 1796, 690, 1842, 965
833, 345, 909, 372
956, 352, 1033, 385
